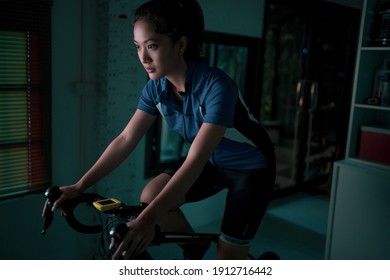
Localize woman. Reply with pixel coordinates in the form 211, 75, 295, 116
44, 0, 275, 260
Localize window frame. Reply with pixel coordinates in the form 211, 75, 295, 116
0, 0, 52, 199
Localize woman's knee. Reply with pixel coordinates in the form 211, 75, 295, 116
216, 239, 250, 260
140, 173, 171, 203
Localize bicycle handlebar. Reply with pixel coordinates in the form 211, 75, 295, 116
41, 186, 105, 235
41, 186, 149, 235
41, 186, 219, 255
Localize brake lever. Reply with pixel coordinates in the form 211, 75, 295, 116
41, 187, 104, 235
41, 186, 62, 235
108, 222, 128, 257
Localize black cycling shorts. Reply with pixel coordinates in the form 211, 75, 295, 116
164, 161, 275, 246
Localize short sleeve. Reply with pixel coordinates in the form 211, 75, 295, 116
203, 75, 238, 127
137, 82, 159, 116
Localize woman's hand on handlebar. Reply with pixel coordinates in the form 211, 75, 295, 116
112, 217, 156, 260
41, 185, 83, 217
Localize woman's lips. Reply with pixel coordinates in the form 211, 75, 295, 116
145, 67, 155, 73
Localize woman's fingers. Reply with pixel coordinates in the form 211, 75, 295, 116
112, 240, 130, 259
112, 230, 145, 259
121, 238, 147, 259
41, 199, 49, 217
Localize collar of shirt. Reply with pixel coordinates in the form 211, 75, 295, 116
157, 61, 198, 110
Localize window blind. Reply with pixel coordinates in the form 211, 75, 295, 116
0, 0, 51, 199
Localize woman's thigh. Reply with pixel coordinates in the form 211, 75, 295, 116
219, 167, 274, 244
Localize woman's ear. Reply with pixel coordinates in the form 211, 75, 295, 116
177, 36, 188, 56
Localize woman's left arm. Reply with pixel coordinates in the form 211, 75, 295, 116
113, 123, 226, 259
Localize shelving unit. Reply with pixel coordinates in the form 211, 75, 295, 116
345, 0, 390, 170
325, 0, 390, 260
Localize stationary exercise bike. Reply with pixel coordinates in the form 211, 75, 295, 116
41, 186, 279, 260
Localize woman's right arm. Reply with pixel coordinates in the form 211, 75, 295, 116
48, 109, 157, 211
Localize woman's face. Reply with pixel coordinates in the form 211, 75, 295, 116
133, 19, 184, 80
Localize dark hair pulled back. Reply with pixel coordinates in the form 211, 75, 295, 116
133, 0, 204, 62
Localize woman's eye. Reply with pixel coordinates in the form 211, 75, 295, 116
148, 44, 158, 49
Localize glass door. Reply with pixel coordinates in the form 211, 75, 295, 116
261, 0, 360, 190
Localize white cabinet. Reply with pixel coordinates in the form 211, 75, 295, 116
326, 161, 390, 259
326, 0, 390, 259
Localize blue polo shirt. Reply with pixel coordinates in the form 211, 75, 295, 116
137, 62, 272, 170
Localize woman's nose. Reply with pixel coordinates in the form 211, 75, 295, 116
140, 48, 151, 64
